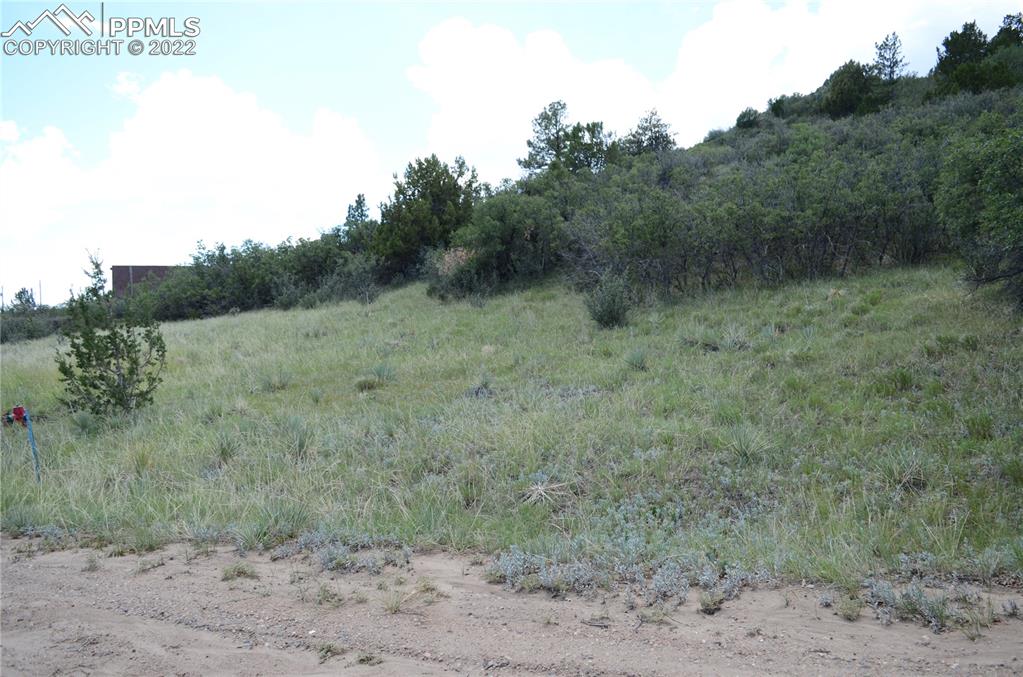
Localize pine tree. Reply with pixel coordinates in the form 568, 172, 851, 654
873, 32, 907, 81
56, 257, 166, 414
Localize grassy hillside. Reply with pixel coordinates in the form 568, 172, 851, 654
2, 265, 1021, 587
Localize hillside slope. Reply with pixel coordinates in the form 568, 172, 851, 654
2, 264, 1021, 586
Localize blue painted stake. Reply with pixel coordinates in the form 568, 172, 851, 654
24, 409, 40, 483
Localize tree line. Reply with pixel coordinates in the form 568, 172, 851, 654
3, 14, 1021, 342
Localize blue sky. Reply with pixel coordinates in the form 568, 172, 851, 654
1, 0, 1018, 303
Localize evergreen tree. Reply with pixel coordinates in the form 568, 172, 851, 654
372, 155, 479, 276
873, 32, 907, 80
622, 110, 676, 155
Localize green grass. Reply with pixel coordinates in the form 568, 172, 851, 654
2, 265, 1021, 586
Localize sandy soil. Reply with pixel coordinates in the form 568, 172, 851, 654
1, 538, 1021, 676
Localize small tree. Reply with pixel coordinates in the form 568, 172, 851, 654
735, 107, 759, 129
372, 155, 479, 278
935, 21, 988, 78
12, 288, 37, 311
873, 32, 907, 80
622, 109, 676, 155
821, 61, 883, 118
519, 101, 615, 174
585, 273, 632, 328
519, 101, 571, 174
56, 257, 167, 414
990, 13, 1023, 52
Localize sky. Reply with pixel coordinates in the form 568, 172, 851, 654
0, 0, 1018, 304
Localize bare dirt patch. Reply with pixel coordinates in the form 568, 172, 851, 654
2, 538, 1020, 676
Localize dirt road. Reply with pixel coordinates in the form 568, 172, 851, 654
2, 538, 1020, 675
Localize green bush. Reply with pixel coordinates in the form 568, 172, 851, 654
937, 127, 1023, 305
453, 191, 564, 284
585, 273, 632, 328
735, 107, 760, 129
372, 155, 479, 278
56, 259, 167, 415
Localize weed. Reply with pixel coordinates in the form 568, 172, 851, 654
134, 557, 165, 575
895, 583, 950, 633
82, 553, 100, 572
354, 377, 378, 392
964, 414, 994, 440
720, 325, 750, 351
106, 544, 129, 558
837, 595, 864, 621
222, 562, 259, 581
317, 643, 346, 663
959, 599, 995, 641
257, 369, 292, 393
70, 411, 102, 436
648, 561, 689, 605
356, 653, 382, 666
211, 429, 239, 466
416, 577, 439, 594
873, 367, 915, 397
457, 462, 488, 508
466, 373, 494, 398
698, 589, 725, 615
353, 590, 368, 604
370, 363, 396, 383
282, 416, 315, 457
521, 472, 569, 506
724, 424, 771, 464
319, 545, 355, 571
624, 348, 648, 371
316, 583, 344, 607
638, 606, 677, 627
382, 590, 411, 614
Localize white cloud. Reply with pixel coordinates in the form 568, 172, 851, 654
409, 0, 1019, 183
407, 17, 657, 184
0, 70, 384, 301
110, 71, 143, 99
0, 120, 19, 143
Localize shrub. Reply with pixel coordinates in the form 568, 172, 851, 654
373, 155, 479, 278
585, 273, 631, 328
936, 127, 1023, 306
424, 247, 491, 301
837, 594, 865, 621
452, 191, 564, 286
316, 252, 381, 305
221, 562, 259, 581
56, 258, 167, 415
735, 107, 759, 129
